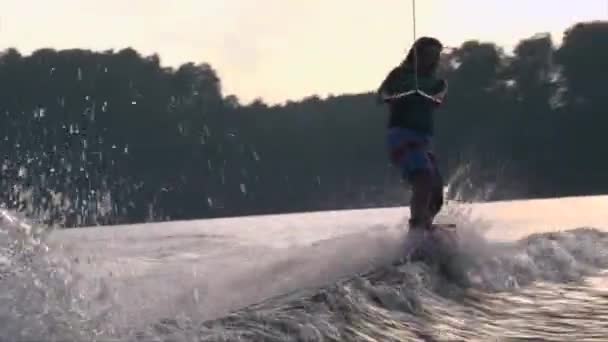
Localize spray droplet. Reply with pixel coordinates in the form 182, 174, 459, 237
18, 167, 27, 178
240, 183, 247, 195
193, 288, 199, 303
34, 108, 46, 118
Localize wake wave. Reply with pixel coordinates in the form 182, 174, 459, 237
135, 225, 608, 341
2, 203, 608, 342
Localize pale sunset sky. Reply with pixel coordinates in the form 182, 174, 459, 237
1, 0, 607, 104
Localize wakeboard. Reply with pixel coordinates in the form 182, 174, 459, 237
431, 223, 457, 229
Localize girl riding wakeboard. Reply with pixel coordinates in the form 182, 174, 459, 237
377, 36, 448, 233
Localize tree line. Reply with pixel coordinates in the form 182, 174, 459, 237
0, 21, 606, 227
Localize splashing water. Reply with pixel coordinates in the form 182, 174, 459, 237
0, 209, 109, 341
1, 164, 607, 341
